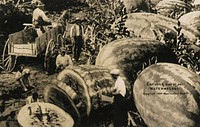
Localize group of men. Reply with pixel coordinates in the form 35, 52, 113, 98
15, 64, 128, 127
15, 1, 129, 127
32, 1, 84, 75
15, 0, 85, 89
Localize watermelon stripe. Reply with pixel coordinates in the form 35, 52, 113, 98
57, 69, 91, 116
134, 63, 200, 127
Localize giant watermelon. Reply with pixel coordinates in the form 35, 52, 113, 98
43, 85, 80, 127
179, 11, 200, 32
96, 38, 177, 83
133, 62, 200, 127
120, 0, 150, 12
156, 0, 191, 19
54, 65, 118, 116
125, 13, 200, 42
112, 12, 199, 42
193, 0, 200, 6
150, 0, 163, 7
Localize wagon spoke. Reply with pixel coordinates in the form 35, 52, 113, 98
7, 59, 12, 71
4, 56, 10, 67
44, 40, 56, 72
2, 39, 17, 72
4, 55, 10, 62
57, 34, 64, 47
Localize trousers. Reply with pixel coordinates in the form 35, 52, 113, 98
114, 94, 128, 127
73, 36, 83, 61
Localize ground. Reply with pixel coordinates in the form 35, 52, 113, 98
0, 57, 60, 126
0, 49, 96, 126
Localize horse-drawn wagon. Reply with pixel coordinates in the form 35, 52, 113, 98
1, 13, 67, 72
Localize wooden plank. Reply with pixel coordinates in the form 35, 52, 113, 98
12, 44, 36, 55
10, 43, 14, 54
14, 48, 33, 54
9, 53, 37, 57
23, 36, 32, 43
34, 25, 63, 55
9, 31, 24, 44
22, 28, 32, 36
13, 44, 33, 50
9, 34, 13, 43
41, 33, 47, 52
8, 28, 37, 45
22, 28, 38, 43
36, 32, 47, 54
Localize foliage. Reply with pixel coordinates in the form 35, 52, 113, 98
164, 21, 200, 73
82, 0, 130, 64
0, 1, 32, 47
42, 0, 88, 11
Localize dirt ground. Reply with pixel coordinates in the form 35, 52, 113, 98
0, 57, 61, 126
0, 49, 93, 126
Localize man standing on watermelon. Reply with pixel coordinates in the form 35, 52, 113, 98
110, 69, 128, 127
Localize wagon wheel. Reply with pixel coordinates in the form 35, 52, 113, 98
57, 33, 64, 47
2, 39, 17, 72
44, 39, 56, 71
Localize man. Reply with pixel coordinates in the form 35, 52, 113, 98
31, 0, 41, 4
32, 1, 51, 36
110, 69, 128, 127
46, 42, 60, 75
15, 65, 33, 91
56, 48, 73, 71
70, 17, 84, 61
26, 92, 39, 105
195, 37, 200, 47
26, 92, 46, 121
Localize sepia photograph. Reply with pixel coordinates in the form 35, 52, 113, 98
0, 0, 200, 127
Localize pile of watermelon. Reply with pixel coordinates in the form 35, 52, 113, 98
42, 0, 200, 126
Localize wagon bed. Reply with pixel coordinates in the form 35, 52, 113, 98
2, 25, 64, 72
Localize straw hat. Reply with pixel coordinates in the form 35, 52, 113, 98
36, 1, 44, 7
60, 47, 66, 53
75, 17, 82, 22
110, 69, 120, 75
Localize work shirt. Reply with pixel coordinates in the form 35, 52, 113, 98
56, 54, 73, 68
15, 69, 30, 80
70, 24, 84, 37
114, 76, 126, 97
32, 8, 51, 27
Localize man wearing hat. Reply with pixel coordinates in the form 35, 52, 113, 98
56, 48, 73, 71
70, 17, 84, 61
110, 69, 128, 127
15, 65, 33, 91
31, 0, 41, 4
32, 1, 51, 36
